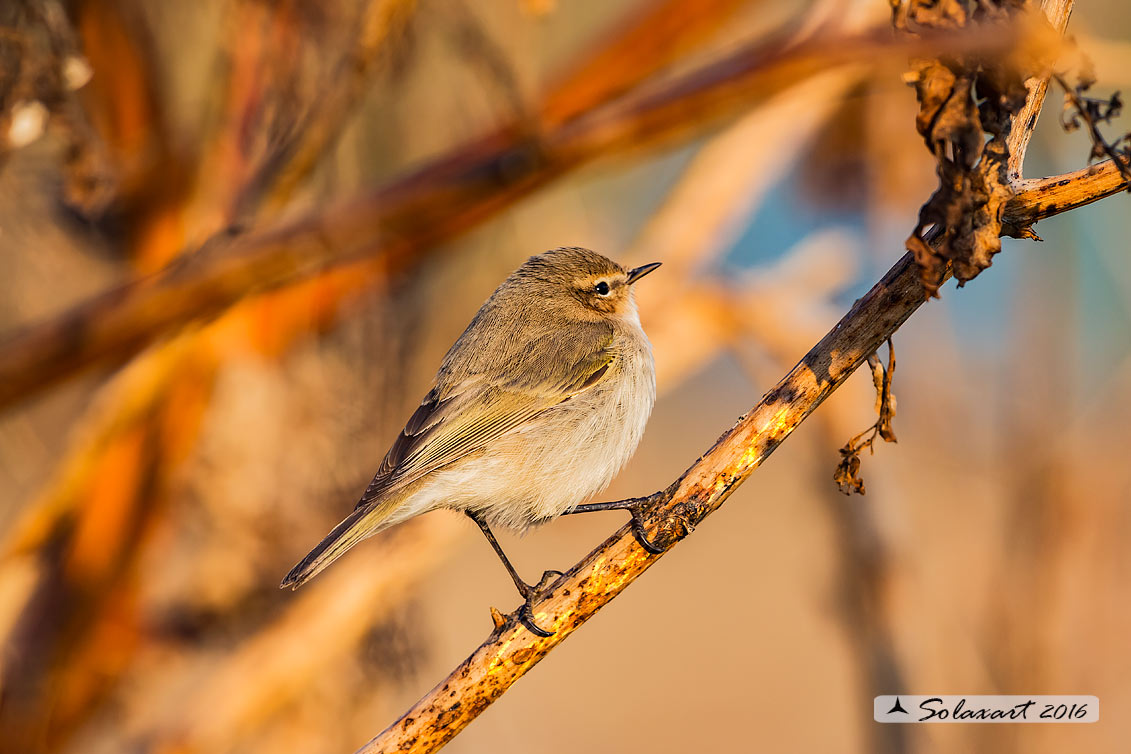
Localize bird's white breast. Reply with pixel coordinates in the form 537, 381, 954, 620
504, 320, 656, 526
402, 318, 655, 531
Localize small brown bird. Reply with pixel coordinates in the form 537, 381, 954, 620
281, 247, 661, 634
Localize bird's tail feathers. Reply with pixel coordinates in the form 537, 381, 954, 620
280, 499, 396, 589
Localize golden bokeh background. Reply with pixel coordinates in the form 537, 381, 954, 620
1, 1, 1129, 752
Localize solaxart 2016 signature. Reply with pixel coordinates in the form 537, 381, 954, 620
874, 695, 1099, 723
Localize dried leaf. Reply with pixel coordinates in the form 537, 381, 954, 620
896, 0, 1029, 296
867, 354, 884, 414
906, 0, 968, 30
834, 339, 897, 495
875, 340, 898, 442
1055, 69, 1131, 190
911, 62, 984, 166
0, 1, 117, 215
834, 445, 866, 495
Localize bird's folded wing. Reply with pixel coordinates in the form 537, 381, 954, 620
356, 342, 614, 508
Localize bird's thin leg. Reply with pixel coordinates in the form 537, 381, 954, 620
465, 510, 560, 637
562, 495, 665, 554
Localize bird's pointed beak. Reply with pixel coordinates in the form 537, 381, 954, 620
626, 262, 662, 284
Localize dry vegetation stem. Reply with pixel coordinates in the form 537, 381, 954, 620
358, 2, 1088, 752
1005, 155, 1131, 223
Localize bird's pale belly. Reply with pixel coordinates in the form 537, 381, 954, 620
406, 348, 655, 531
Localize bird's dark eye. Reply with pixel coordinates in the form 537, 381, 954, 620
594, 281, 610, 296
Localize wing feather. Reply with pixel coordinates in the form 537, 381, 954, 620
357, 330, 614, 507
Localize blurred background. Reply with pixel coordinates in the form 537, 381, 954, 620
1, 0, 1129, 752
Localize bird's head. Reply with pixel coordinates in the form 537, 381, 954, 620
514, 247, 661, 322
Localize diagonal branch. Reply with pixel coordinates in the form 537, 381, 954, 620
357, 2, 1091, 751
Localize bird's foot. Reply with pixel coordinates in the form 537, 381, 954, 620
564, 494, 667, 554
625, 499, 666, 554
516, 569, 563, 637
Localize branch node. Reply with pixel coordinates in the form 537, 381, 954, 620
634, 490, 703, 551
488, 606, 508, 633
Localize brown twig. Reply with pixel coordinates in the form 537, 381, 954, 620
357, 2, 1083, 751
1004, 154, 1131, 226
1052, 72, 1131, 188
226, 0, 421, 221
537, 0, 750, 128
1006, 0, 1075, 181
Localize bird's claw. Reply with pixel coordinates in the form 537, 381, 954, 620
625, 499, 666, 554
516, 569, 562, 637
519, 602, 554, 637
